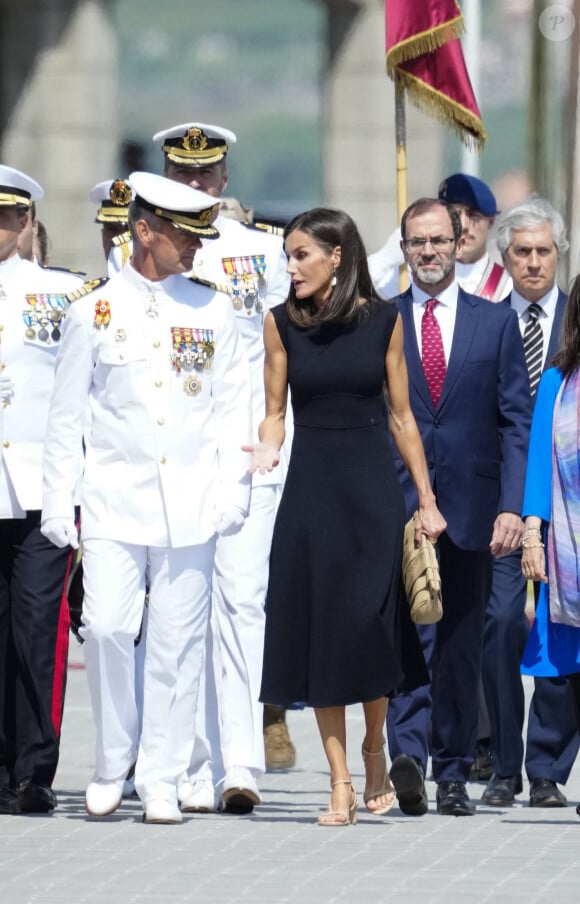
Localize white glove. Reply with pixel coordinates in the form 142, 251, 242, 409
0, 372, 15, 403
41, 517, 80, 550
217, 505, 246, 537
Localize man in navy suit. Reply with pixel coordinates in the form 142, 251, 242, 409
480, 196, 580, 808
387, 198, 532, 816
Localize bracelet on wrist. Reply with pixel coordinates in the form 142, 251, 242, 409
522, 526, 542, 538
521, 539, 545, 550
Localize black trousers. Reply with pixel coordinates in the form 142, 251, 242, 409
0, 511, 72, 786
388, 534, 492, 783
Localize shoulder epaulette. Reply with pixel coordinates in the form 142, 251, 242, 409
66, 276, 109, 303
45, 265, 87, 277
112, 230, 131, 247
249, 221, 285, 237
188, 275, 218, 291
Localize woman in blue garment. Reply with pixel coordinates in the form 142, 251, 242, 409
521, 275, 580, 816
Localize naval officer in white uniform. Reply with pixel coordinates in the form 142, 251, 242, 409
41, 173, 252, 825
89, 178, 133, 276
154, 121, 293, 813
0, 165, 84, 816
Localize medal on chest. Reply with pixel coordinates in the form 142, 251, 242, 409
23, 293, 69, 342
220, 255, 265, 314
170, 326, 214, 394
93, 299, 111, 329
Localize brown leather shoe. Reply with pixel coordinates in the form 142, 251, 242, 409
263, 705, 296, 771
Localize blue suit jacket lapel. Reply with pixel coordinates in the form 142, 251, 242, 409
397, 290, 434, 411
437, 289, 478, 409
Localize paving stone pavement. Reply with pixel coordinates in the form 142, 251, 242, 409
0, 640, 579, 904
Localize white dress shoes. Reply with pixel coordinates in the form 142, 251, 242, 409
221, 766, 261, 814
179, 779, 216, 813
85, 778, 124, 817
143, 798, 183, 824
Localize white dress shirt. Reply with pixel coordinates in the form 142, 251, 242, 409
509, 283, 559, 370
411, 280, 460, 363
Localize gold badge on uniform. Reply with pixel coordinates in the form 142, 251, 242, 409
183, 374, 202, 396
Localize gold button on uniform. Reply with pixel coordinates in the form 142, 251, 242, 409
153, 341, 161, 348
157, 417, 165, 426
2, 440, 9, 448
155, 380, 163, 388
160, 456, 167, 464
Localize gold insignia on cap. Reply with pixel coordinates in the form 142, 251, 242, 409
183, 128, 208, 152
110, 180, 132, 206
198, 204, 220, 225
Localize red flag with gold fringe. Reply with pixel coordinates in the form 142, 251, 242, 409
385, 0, 486, 151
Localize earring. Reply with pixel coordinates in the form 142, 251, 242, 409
330, 269, 337, 288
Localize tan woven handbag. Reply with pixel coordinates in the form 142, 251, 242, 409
402, 513, 443, 624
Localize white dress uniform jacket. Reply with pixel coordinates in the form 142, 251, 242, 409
192, 214, 290, 486
42, 261, 252, 548
455, 253, 512, 301
0, 254, 83, 518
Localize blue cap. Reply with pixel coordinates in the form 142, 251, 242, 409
438, 173, 498, 217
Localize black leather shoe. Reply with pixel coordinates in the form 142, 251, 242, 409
0, 786, 20, 814
436, 781, 475, 816
529, 779, 567, 808
389, 754, 428, 816
16, 779, 57, 813
469, 740, 493, 783
481, 773, 523, 806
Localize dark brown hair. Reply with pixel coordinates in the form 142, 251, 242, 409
553, 274, 580, 377
400, 198, 462, 243
283, 207, 378, 328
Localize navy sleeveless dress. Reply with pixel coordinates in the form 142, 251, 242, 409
260, 299, 428, 708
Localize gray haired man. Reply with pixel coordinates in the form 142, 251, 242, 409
481, 196, 580, 809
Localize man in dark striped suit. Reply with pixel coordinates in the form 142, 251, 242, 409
481, 196, 580, 808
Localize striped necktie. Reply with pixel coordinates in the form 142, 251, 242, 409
421, 298, 446, 407
523, 303, 543, 396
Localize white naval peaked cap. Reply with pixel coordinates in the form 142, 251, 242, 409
129, 171, 220, 237
90, 178, 133, 224
152, 122, 237, 166
0, 164, 44, 206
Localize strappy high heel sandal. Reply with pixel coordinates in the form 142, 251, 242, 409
362, 741, 397, 815
317, 778, 358, 826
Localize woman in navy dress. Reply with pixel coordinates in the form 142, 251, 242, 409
521, 275, 580, 816
247, 208, 445, 826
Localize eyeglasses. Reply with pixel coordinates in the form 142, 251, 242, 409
403, 236, 456, 252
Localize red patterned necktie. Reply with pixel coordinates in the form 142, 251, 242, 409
421, 298, 446, 407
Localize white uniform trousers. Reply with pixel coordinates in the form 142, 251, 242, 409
81, 537, 214, 805
189, 485, 278, 782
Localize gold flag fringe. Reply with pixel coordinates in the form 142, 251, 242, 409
392, 68, 487, 153
386, 13, 464, 72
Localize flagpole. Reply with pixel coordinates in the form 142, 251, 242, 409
395, 77, 409, 291
460, 0, 481, 177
